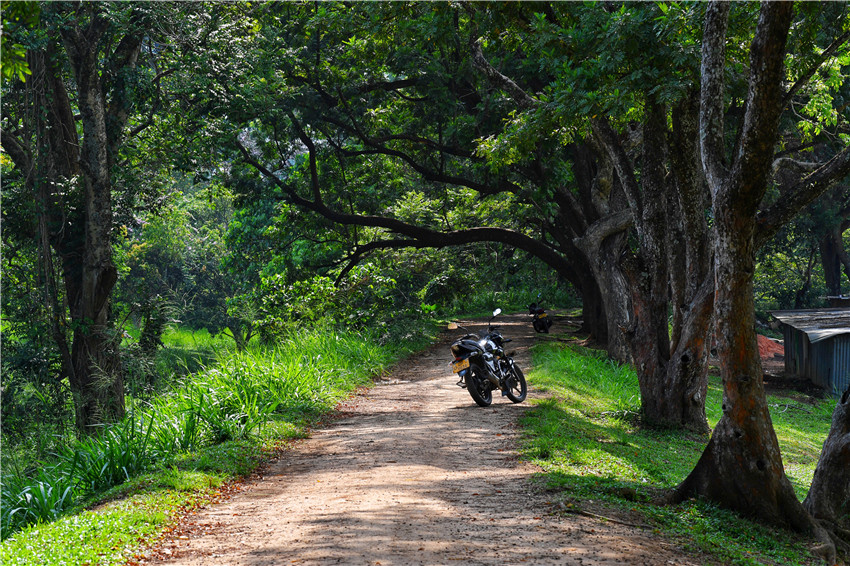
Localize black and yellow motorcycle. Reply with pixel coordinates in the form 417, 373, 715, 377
448, 309, 527, 407
528, 300, 552, 333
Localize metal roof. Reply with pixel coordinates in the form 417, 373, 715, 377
771, 308, 850, 343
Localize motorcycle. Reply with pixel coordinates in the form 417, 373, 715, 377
448, 308, 527, 407
528, 297, 552, 333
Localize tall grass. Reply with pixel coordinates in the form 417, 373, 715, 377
1, 326, 400, 540
0, 466, 75, 537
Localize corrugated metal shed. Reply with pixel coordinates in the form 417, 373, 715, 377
827, 296, 850, 308
771, 308, 850, 397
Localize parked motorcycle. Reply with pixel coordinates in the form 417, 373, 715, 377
528, 297, 552, 333
448, 308, 527, 407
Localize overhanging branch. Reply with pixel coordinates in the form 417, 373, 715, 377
234, 137, 579, 285
470, 38, 540, 111
756, 146, 850, 248
783, 29, 850, 108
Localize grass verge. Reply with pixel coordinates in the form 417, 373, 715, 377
522, 340, 833, 566
0, 324, 436, 564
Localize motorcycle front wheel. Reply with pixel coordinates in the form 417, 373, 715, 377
466, 364, 493, 407
504, 363, 527, 403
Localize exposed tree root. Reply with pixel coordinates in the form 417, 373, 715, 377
556, 503, 648, 529
811, 521, 838, 566
814, 520, 850, 566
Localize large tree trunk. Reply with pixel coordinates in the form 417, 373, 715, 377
804, 387, 850, 551
59, 12, 128, 431
578, 230, 632, 363
673, 202, 811, 527
674, 2, 824, 536
618, 101, 677, 428
664, 92, 715, 434
0, 4, 144, 432
820, 223, 850, 297
565, 141, 634, 364
593, 97, 713, 432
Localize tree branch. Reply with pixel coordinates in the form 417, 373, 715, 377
699, 1, 731, 193
359, 77, 420, 94
235, 137, 578, 283
591, 117, 642, 216
470, 38, 540, 110
756, 146, 850, 248
783, 29, 850, 107
572, 210, 633, 256
0, 127, 33, 175
128, 68, 176, 139
287, 112, 324, 205
320, 112, 518, 196
730, 2, 794, 212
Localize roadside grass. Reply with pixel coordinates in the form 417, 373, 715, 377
155, 326, 228, 377
0, 324, 436, 564
523, 340, 832, 566
0, 469, 221, 566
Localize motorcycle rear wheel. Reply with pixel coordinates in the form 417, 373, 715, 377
504, 363, 527, 403
466, 364, 493, 407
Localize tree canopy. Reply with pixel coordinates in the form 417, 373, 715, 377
2, 0, 850, 556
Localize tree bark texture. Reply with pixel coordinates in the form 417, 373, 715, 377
593, 98, 713, 433
1, 4, 143, 432
675, 1, 820, 532
804, 387, 850, 549
61, 11, 129, 430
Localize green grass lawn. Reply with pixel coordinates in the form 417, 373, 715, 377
521, 340, 833, 565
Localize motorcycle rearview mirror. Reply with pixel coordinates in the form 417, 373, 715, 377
493, 308, 502, 317
447, 322, 459, 330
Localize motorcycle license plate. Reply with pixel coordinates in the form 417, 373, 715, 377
538, 312, 547, 318
452, 359, 470, 373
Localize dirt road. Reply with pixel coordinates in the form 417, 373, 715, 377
150, 314, 699, 565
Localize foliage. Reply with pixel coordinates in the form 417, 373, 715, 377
0, 1, 39, 83
59, 416, 154, 493
0, 465, 75, 538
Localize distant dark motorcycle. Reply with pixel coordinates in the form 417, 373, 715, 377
528, 301, 552, 333
448, 308, 527, 407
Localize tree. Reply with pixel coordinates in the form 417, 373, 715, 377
672, 3, 850, 556
0, 1, 39, 82
817, 186, 850, 297
1, 3, 154, 431
163, 1, 713, 432
804, 386, 850, 556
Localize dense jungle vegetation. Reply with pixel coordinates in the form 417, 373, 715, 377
2, 1, 850, 563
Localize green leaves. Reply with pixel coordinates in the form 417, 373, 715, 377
0, 1, 39, 83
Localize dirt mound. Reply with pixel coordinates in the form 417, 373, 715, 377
758, 334, 784, 360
